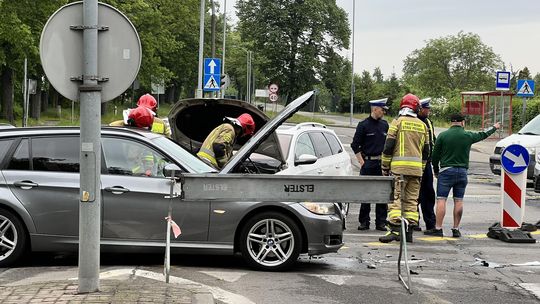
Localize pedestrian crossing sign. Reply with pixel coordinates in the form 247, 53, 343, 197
516, 80, 534, 97
203, 74, 220, 92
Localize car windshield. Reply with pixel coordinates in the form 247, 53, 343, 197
151, 136, 216, 173
277, 134, 292, 159
519, 115, 540, 135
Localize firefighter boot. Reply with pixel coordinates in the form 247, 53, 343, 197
379, 224, 401, 243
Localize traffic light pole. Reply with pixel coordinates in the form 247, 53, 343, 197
78, 0, 102, 293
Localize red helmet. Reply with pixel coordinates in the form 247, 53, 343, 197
237, 113, 255, 136
128, 107, 154, 128
137, 94, 158, 112
400, 93, 420, 111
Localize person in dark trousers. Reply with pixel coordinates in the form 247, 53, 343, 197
351, 98, 389, 231
426, 113, 500, 237
416, 98, 436, 231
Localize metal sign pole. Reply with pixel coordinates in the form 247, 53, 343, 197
349, 0, 355, 126
23, 58, 28, 127
522, 97, 527, 128
196, 0, 205, 98
78, 0, 102, 293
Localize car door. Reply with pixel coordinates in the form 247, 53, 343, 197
308, 131, 336, 175
3, 136, 81, 236
291, 132, 322, 175
101, 137, 209, 242
322, 132, 353, 176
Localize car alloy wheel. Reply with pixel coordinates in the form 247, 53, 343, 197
0, 209, 27, 266
240, 211, 302, 271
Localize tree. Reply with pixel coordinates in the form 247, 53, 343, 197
517, 67, 532, 80
236, 0, 350, 103
320, 48, 351, 112
373, 67, 383, 83
403, 32, 502, 98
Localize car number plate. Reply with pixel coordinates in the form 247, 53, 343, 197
493, 164, 501, 170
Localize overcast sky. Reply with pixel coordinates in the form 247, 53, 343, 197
224, 0, 540, 78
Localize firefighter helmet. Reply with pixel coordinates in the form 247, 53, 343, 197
137, 94, 158, 112
237, 113, 256, 136
128, 107, 154, 128
400, 94, 420, 111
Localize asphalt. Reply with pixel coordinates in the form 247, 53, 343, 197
0, 268, 215, 303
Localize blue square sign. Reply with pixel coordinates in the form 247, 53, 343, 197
496, 71, 511, 91
516, 79, 535, 97
204, 58, 221, 76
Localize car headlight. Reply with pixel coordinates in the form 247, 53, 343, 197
300, 202, 336, 215
527, 147, 536, 155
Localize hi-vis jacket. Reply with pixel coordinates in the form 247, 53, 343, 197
381, 116, 430, 177
151, 117, 171, 138
197, 123, 236, 169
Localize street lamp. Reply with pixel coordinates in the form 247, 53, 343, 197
350, 0, 355, 126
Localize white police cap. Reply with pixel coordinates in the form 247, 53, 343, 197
369, 98, 388, 109
419, 98, 431, 109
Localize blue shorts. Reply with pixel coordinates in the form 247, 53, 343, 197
436, 167, 468, 200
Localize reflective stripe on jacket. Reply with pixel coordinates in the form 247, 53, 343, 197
382, 116, 430, 177
197, 123, 236, 169
151, 117, 171, 137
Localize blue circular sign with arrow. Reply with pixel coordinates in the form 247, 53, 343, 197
501, 144, 530, 174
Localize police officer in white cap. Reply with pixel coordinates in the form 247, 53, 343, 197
351, 98, 389, 231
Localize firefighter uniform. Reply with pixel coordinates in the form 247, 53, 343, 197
379, 94, 430, 243
197, 123, 237, 169
351, 99, 389, 230
151, 117, 172, 138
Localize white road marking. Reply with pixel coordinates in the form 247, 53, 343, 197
519, 283, 540, 300
418, 278, 448, 288
307, 274, 353, 285
200, 271, 247, 282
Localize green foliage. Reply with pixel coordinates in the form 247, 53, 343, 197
511, 97, 540, 131
237, 0, 350, 103
403, 32, 503, 98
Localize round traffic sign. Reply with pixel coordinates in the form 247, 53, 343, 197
269, 83, 279, 94
40, 2, 141, 102
501, 144, 530, 174
269, 93, 278, 102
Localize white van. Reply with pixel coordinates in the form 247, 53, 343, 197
489, 114, 540, 191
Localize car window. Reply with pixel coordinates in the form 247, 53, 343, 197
150, 137, 215, 173
7, 139, 30, 170
295, 133, 316, 159
102, 137, 172, 178
32, 137, 80, 172
309, 132, 332, 158
323, 132, 343, 154
0, 139, 14, 166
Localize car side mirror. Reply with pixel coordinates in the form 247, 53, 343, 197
294, 154, 318, 166
163, 163, 183, 178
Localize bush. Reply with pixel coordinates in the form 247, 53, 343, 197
512, 98, 540, 131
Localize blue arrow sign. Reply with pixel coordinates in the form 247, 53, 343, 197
516, 80, 535, 97
501, 144, 530, 174
204, 58, 221, 76
496, 71, 511, 91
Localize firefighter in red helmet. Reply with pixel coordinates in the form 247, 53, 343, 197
197, 113, 256, 169
136, 94, 171, 137
379, 93, 430, 243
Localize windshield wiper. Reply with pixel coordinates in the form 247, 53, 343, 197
519, 132, 539, 135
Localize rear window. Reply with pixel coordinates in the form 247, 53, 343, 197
32, 137, 80, 172
309, 132, 332, 158
323, 132, 343, 154
7, 139, 29, 170
0, 139, 14, 166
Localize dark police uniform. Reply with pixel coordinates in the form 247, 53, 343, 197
351, 114, 389, 229
418, 98, 436, 230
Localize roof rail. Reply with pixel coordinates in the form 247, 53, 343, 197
295, 122, 327, 130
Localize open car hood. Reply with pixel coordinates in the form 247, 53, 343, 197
220, 91, 314, 173
167, 91, 314, 173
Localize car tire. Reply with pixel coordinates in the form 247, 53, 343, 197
0, 209, 27, 267
240, 211, 302, 271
